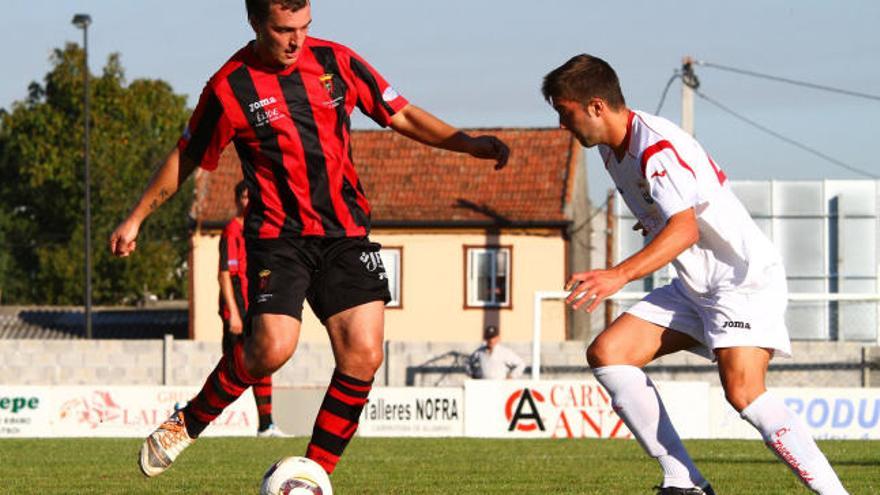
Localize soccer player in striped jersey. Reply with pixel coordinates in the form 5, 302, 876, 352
110, 0, 509, 479
543, 54, 847, 495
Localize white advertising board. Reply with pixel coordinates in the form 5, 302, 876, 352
709, 387, 880, 440
358, 387, 463, 437
0, 386, 257, 438
463, 380, 709, 439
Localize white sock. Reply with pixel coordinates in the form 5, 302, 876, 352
593, 365, 706, 488
741, 392, 848, 495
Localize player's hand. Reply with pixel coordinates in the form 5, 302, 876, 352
228, 313, 243, 335
564, 268, 628, 313
469, 135, 510, 170
632, 221, 647, 237
109, 218, 141, 257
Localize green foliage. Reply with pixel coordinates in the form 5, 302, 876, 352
0, 43, 192, 305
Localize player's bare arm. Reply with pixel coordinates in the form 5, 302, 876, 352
565, 207, 698, 312
109, 148, 198, 257
218, 270, 244, 334
389, 104, 510, 169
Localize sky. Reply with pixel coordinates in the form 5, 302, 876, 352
2, 0, 878, 203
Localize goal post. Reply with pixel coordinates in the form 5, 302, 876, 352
531, 291, 880, 381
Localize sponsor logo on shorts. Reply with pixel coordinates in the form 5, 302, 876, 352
722, 320, 751, 330
360, 251, 387, 279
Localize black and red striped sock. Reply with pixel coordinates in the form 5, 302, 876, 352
253, 375, 274, 431
184, 340, 259, 438
306, 370, 373, 474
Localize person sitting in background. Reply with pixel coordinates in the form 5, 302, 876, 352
466, 325, 525, 379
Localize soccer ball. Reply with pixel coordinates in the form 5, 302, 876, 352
260, 456, 333, 495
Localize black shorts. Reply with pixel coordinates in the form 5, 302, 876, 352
245, 236, 391, 322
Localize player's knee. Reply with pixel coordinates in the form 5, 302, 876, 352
245, 338, 296, 377
724, 391, 749, 412
586, 340, 610, 368
337, 345, 384, 378
723, 386, 762, 412
359, 346, 384, 374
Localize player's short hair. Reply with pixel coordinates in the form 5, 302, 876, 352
246, 0, 309, 24
234, 181, 248, 201
542, 54, 626, 110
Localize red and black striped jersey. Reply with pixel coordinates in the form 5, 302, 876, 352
218, 219, 247, 319
179, 38, 409, 238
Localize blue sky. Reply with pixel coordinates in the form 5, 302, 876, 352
2, 0, 878, 202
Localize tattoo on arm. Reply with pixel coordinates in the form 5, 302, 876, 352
148, 188, 172, 212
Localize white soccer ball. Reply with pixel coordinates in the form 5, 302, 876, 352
260, 456, 333, 495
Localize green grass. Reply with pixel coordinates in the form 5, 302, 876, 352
0, 437, 877, 494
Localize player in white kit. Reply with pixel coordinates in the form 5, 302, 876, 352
542, 54, 847, 495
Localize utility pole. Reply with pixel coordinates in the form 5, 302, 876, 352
72, 13, 93, 339
604, 190, 616, 329
681, 56, 699, 136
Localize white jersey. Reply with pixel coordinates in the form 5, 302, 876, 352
467, 343, 525, 380
599, 110, 782, 296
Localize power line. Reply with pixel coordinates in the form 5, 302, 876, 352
693, 88, 878, 179
695, 60, 880, 102
655, 71, 681, 115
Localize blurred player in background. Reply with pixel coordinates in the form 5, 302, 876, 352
543, 54, 847, 495
218, 181, 284, 437
110, 0, 508, 479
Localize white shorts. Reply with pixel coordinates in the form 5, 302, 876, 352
625, 268, 792, 360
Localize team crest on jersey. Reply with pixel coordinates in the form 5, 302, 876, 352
320, 73, 343, 108
320, 73, 334, 95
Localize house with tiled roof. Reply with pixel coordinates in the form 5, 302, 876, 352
188, 128, 589, 344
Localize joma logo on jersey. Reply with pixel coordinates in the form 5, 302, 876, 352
248, 96, 277, 113
722, 320, 751, 329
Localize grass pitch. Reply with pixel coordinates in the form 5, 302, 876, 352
0, 437, 877, 494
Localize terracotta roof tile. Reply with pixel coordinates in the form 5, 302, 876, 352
193, 128, 580, 227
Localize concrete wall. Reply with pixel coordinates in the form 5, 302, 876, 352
191, 229, 569, 345
1, 339, 877, 389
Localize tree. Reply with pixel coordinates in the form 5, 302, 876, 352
0, 43, 193, 305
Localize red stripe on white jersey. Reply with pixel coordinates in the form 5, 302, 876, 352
640, 140, 696, 179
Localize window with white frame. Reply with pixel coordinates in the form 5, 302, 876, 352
466, 246, 511, 307
380, 247, 402, 308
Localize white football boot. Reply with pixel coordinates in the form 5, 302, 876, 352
138, 410, 195, 477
